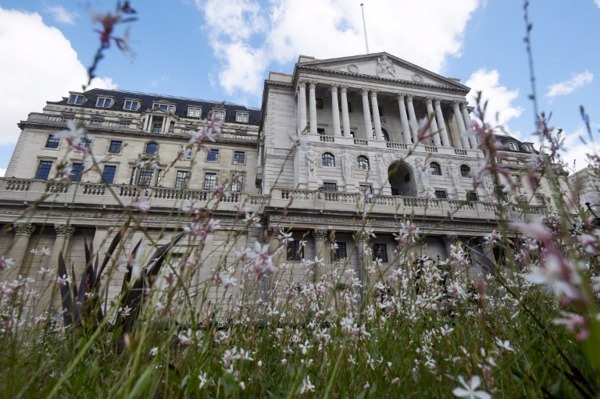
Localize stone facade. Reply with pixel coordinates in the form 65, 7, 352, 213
0, 52, 553, 311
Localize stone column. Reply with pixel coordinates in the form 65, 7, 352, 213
308, 82, 317, 134
461, 102, 478, 149
425, 98, 441, 146
37, 224, 75, 313
397, 94, 412, 144
340, 86, 351, 137
361, 88, 373, 140
330, 85, 342, 137
297, 81, 307, 133
4, 223, 35, 281
370, 90, 383, 140
453, 101, 470, 149
406, 96, 419, 144
314, 229, 328, 279
434, 99, 451, 148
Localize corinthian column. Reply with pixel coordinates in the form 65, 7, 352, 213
434, 99, 451, 148
397, 94, 412, 144
314, 229, 328, 279
340, 86, 351, 137
425, 98, 441, 146
453, 101, 470, 149
308, 82, 317, 134
370, 90, 383, 140
461, 102, 477, 149
406, 96, 419, 144
4, 223, 35, 281
361, 88, 373, 140
297, 81, 307, 133
330, 85, 342, 137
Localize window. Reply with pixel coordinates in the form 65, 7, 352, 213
316, 98, 324, 109
145, 141, 159, 155
434, 190, 447, 199
35, 160, 53, 180
430, 162, 442, 176
382, 129, 390, 142
108, 140, 123, 154
187, 107, 202, 118
138, 168, 154, 187
536, 195, 546, 206
317, 128, 325, 135
207, 149, 220, 162
372, 243, 388, 263
70, 162, 84, 182
152, 103, 175, 113
102, 165, 117, 184
123, 100, 140, 111
323, 182, 337, 200
233, 151, 246, 164
68, 94, 84, 105
506, 141, 519, 151
231, 173, 244, 192
45, 134, 60, 149
322, 152, 335, 167
81, 137, 92, 149
175, 170, 188, 189
466, 191, 479, 201
333, 242, 347, 261
287, 240, 304, 261
180, 145, 193, 161
323, 182, 337, 192
460, 164, 471, 178
235, 112, 249, 123
357, 156, 369, 170
96, 97, 113, 108
212, 109, 226, 121
203, 172, 217, 190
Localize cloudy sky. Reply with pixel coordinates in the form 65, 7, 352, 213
0, 0, 599, 176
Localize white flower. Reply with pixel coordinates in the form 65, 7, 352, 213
494, 338, 514, 352
198, 372, 208, 389
452, 376, 491, 399
0, 256, 15, 270
299, 375, 315, 394
149, 347, 158, 357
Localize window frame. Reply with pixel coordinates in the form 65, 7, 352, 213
430, 162, 442, 176
434, 189, 447, 199
108, 140, 123, 154
235, 111, 249, 123
206, 148, 220, 162
152, 103, 175, 113
212, 109, 226, 121
123, 99, 140, 111
67, 94, 84, 105
203, 172, 217, 190
466, 191, 479, 202
287, 240, 304, 261
233, 151, 246, 165
357, 155, 369, 170
333, 241, 348, 261
101, 165, 117, 184
70, 162, 84, 182
372, 243, 389, 263
96, 97, 113, 108
187, 107, 202, 118
175, 170, 189, 189
45, 134, 61, 149
145, 141, 159, 155
231, 173, 244, 193
35, 160, 53, 180
460, 164, 471, 178
322, 152, 335, 167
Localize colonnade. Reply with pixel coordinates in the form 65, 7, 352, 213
296, 80, 478, 150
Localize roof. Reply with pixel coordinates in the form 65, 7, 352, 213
50, 88, 262, 125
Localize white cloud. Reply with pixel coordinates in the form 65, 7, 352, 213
0, 168, 5, 177
0, 8, 116, 146
595, 0, 600, 8
195, 0, 481, 97
546, 71, 593, 99
45, 5, 77, 25
561, 126, 599, 172
465, 68, 523, 128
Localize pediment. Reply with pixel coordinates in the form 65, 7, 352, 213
298, 52, 468, 91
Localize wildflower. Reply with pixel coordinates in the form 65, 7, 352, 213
494, 338, 514, 352
248, 242, 277, 277
38, 267, 53, 278
452, 375, 491, 399
278, 229, 294, 244
178, 329, 192, 346
149, 347, 158, 357
440, 325, 454, 336
119, 305, 132, 318
299, 375, 315, 394
0, 256, 15, 270
54, 120, 90, 153
214, 271, 237, 288
56, 274, 72, 287
198, 372, 208, 389
553, 312, 590, 341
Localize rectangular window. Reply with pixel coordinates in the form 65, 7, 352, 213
235, 112, 249, 123
175, 170, 188, 189
536, 195, 546, 206
233, 151, 246, 164
372, 243, 388, 263
96, 97, 113, 108
123, 100, 140, 111
434, 190, 447, 199
212, 109, 226, 121
70, 162, 84, 182
323, 182, 337, 191
45, 134, 60, 149
203, 172, 217, 190
207, 149, 220, 162
231, 173, 244, 192
68, 94, 84, 105
287, 240, 304, 261
316, 98, 324, 109
102, 165, 117, 184
466, 191, 479, 201
108, 140, 122, 154
333, 242, 347, 261
35, 160, 53, 180
360, 184, 373, 202
317, 127, 326, 135
152, 103, 175, 113
138, 168, 154, 187
187, 107, 202, 118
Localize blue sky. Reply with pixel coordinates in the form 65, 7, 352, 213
0, 0, 598, 175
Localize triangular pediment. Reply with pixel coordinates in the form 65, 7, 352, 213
297, 52, 468, 91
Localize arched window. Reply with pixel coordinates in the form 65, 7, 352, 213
145, 141, 159, 155
322, 152, 335, 167
460, 164, 471, 178
429, 162, 442, 176
382, 129, 390, 142
357, 155, 369, 170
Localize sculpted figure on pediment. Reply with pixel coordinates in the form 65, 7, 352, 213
376, 55, 396, 79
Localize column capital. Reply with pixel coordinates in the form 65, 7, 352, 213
396, 92, 406, 100
297, 80, 307, 88
361, 87, 370, 95
369, 89, 379, 96
330, 83, 339, 92
425, 96, 434, 104
406, 95, 415, 103
433, 98, 442, 106
13, 223, 35, 237
54, 224, 75, 238
313, 229, 328, 239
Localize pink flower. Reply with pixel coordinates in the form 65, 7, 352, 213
553, 312, 590, 340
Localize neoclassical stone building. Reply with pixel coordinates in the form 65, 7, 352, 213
0, 52, 551, 307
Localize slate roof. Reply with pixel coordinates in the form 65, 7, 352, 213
494, 134, 536, 154
50, 88, 261, 125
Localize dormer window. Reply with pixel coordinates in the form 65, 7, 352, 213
96, 97, 113, 108
68, 94, 84, 105
212, 109, 226, 121
235, 112, 249, 123
152, 102, 175, 113
123, 99, 140, 111
506, 141, 519, 151
187, 107, 202, 118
